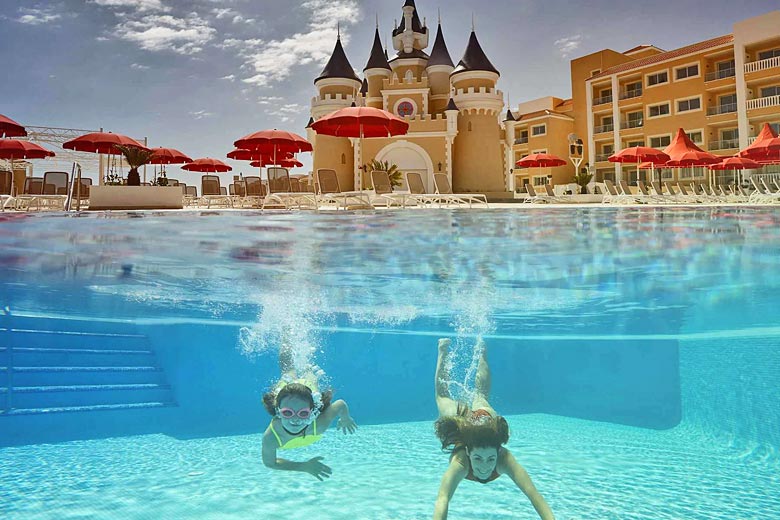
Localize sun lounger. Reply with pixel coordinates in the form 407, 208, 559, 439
199, 175, 233, 208
433, 173, 488, 207
314, 169, 373, 210
263, 167, 318, 210
406, 172, 450, 207
369, 170, 414, 208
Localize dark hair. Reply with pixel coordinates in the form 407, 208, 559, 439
434, 415, 510, 451
262, 382, 333, 416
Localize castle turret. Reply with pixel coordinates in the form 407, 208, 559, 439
312, 36, 362, 189
390, 0, 429, 85
449, 31, 506, 194
363, 27, 392, 109
426, 21, 454, 114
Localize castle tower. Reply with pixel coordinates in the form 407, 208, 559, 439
311, 36, 362, 189
390, 0, 429, 85
450, 31, 506, 193
426, 21, 455, 114
363, 26, 392, 109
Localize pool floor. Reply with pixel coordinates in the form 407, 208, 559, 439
1, 414, 777, 520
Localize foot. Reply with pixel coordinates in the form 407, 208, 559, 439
438, 338, 451, 351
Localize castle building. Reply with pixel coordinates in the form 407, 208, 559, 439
308, 0, 509, 198
510, 10, 780, 190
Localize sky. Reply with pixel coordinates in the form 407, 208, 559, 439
2, 0, 778, 184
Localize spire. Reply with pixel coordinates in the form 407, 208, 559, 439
360, 78, 368, 95
364, 27, 391, 71
451, 31, 499, 77
306, 117, 314, 128
427, 22, 454, 68
445, 98, 459, 111
315, 37, 360, 84
504, 109, 515, 122
393, 0, 426, 36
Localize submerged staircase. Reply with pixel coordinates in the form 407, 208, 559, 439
1, 321, 177, 444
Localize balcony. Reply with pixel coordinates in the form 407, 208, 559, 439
620, 119, 644, 130
744, 55, 780, 74
619, 89, 642, 100
708, 139, 740, 151
707, 103, 738, 116
514, 137, 529, 145
746, 94, 780, 111
594, 124, 614, 134
593, 94, 613, 106
595, 153, 612, 162
705, 68, 736, 82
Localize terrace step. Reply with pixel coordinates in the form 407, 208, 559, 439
11, 383, 173, 408
11, 347, 155, 367
12, 366, 166, 386
4, 401, 173, 416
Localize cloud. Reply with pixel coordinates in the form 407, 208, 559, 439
16, 7, 62, 25
113, 13, 217, 55
211, 8, 234, 19
130, 63, 150, 69
266, 103, 306, 123
90, 0, 169, 12
221, 74, 236, 81
554, 35, 582, 58
189, 110, 214, 119
232, 0, 360, 88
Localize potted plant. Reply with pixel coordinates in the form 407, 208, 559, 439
362, 159, 403, 189
115, 145, 154, 186
572, 168, 593, 194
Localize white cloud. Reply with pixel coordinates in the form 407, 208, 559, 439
554, 35, 582, 58
16, 7, 62, 25
91, 0, 169, 12
211, 8, 234, 19
268, 103, 306, 123
233, 0, 360, 88
189, 110, 214, 119
130, 63, 150, 69
113, 13, 217, 55
221, 74, 236, 81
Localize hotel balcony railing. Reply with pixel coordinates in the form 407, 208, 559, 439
708, 139, 740, 151
514, 137, 529, 145
594, 124, 614, 134
595, 153, 612, 162
746, 94, 780, 110
620, 119, 644, 130
593, 95, 613, 106
744, 55, 780, 74
619, 89, 642, 100
705, 68, 736, 82
707, 103, 738, 116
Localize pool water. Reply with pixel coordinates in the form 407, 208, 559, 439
1, 208, 779, 519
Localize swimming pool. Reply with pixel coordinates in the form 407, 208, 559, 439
1, 208, 779, 519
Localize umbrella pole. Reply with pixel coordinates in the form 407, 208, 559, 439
359, 124, 364, 191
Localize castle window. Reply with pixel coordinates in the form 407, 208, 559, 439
404, 70, 414, 83
468, 121, 472, 132
341, 153, 346, 165
397, 101, 415, 117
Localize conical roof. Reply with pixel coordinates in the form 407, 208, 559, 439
427, 23, 454, 68
360, 78, 368, 95
504, 109, 516, 122
445, 98, 459, 111
315, 37, 360, 84
306, 117, 314, 129
452, 31, 499, 77
393, 2, 426, 36
364, 28, 391, 71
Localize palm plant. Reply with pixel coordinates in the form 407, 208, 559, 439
114, 145, 154, 186
363, 159, 403, 188
572, 169, 593, 194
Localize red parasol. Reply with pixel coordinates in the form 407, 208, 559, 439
234, 130, 312, 154
0, 139, 55, 196
709, 156, 762, 170
227, 148, 295, 162
516, 153, 567, 168
311, 106, 409, 189
739, 123, 780, 163
182, 158, 232, 173
63, 132, 149, 154
250, 158, 303, 168
663, 128, 721, 167
149, 147, 192, 165
609, 146, 671, 184
0, 114, 27, 138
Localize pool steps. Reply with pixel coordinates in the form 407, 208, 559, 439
0, 328, 176, 417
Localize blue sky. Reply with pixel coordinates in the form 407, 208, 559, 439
2, 0, 778, 182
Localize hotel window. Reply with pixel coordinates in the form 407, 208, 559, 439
627, 140, 645, 147
661, 169, 674, 180
650, 135, 671, 148
771, 123, 780, 134
675, 64, 699, 80
626, 111, 643, 128
531, 124, 546, 136
624, 81, 642, 98
721, 128, 739, 142
533, 176, 549, 186
760, 86, 780, 98
603, 144, 614, 155
648, 103, 670, 118
647, 71, 668, 87
717, 60, 735, 76
687, 131, 703, 144
719, 93, 737, 112
758, 48, 780, 60
677, 97, 701, 112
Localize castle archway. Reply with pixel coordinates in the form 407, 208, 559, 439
375, 140, 434, 192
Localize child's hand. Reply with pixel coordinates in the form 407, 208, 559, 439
337, 415, 358, 434
303, 456, 332, 481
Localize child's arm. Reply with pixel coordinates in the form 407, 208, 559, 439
501, 450, 555, 520
261, 428, 332, 480
433, 457, 467, 520
317, 399, 357, 434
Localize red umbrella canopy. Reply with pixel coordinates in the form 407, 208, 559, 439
0, 139, 55, 159
250, 158, 303, 168
709, 156, 762, 170
227, 148, 295, 161
739, 123, 780, 162
0, 114, 27, 138
63, 132, 149, 155
609, 147, 670, 164
181, 158, 232, 173
663, 128, 721, 166
311, 107, 409, 138
234, 130, 312, 154
516, 153, 567, 168
149, 147, 192, 165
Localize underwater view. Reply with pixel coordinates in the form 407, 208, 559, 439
1, 207, 779, 519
